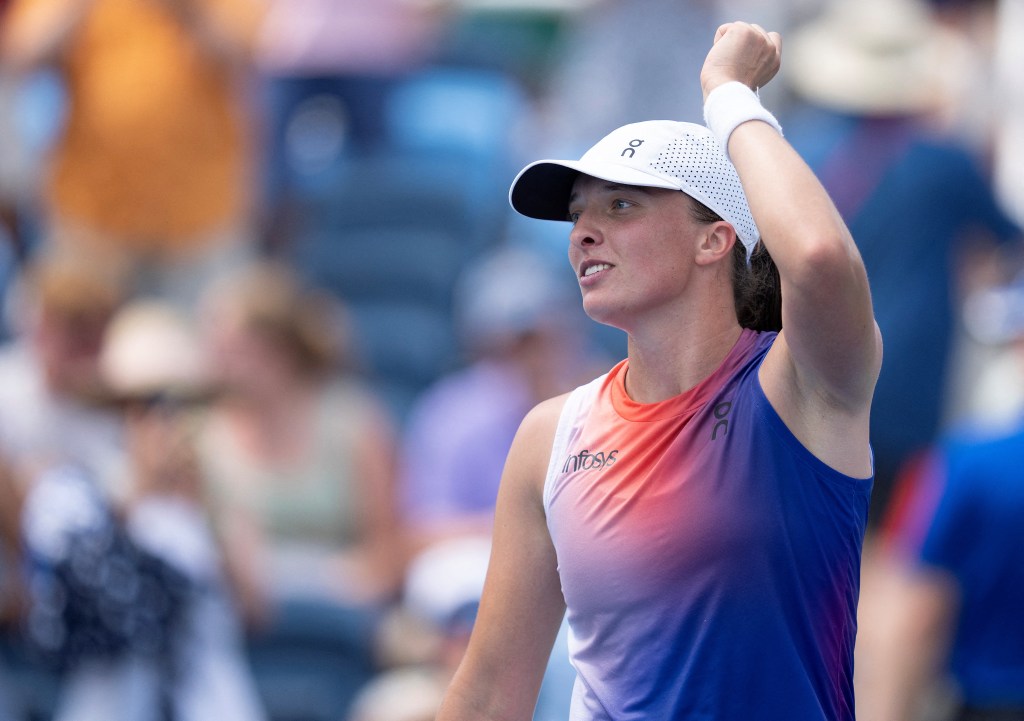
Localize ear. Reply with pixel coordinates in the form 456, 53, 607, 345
694, 222, 738, 267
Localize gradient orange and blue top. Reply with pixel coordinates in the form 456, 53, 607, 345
545, 330, 871, 720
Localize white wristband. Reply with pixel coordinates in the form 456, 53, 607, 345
703, 81, 783, 159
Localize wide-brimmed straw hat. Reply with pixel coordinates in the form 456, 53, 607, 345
787, 0, 970, 115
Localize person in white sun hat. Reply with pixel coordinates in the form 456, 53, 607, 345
436, 21, 881, 721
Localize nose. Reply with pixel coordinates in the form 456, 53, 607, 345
569, 209, 601, 248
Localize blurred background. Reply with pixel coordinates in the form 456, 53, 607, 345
0, 0, 1022, 719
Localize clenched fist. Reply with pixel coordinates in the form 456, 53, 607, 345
701, 22, 782, 101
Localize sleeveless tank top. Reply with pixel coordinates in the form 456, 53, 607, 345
544, 329, 872, 720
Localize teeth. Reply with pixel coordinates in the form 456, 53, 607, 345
584, 263, 611, 277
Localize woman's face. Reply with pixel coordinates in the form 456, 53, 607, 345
124, 400, 202, 500
566, 175, 703, 331
203, 306, 294, 395
34, 308, 111, 396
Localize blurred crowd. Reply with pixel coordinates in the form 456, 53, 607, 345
0, 0, 1022, 720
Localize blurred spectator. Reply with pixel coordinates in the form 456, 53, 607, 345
0, 252, 125, 485
783, 0, 1023, 526
0, 0, 266, 309
18, 299, 267, 721
0, 251, 124, 721
864, 282, 1024, 718
398, 245, 605, 555
195, 261, 405, 620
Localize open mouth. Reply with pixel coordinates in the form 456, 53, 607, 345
581, 262, 612, 278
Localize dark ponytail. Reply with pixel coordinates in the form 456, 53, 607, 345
732, 239, 782, 332
688, 198, 782, 333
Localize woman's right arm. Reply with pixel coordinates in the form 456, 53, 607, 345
436, 394, 569, 721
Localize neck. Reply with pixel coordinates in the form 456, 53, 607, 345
624, 315, 743, 404
219, 380, 320, 460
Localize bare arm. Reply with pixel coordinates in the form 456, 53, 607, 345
436, 395, 568, 721
701, 22, 881, 475
215, 501, 273, 627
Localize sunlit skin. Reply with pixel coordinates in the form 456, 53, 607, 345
568, 179, 703, 327
568, 176, 743, 401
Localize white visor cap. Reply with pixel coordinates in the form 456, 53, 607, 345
509, 120, 760, 256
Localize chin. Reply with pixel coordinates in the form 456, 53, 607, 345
582, 299, 629, 332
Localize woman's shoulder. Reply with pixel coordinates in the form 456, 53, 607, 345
517, 370, 610, 449
495, 392, 574, 501
519, 392, 573, 441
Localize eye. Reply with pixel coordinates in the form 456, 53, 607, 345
567, 210, 580, 224
613, 198, 633, 210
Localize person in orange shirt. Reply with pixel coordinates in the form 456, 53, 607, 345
0, 0, 265, 308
